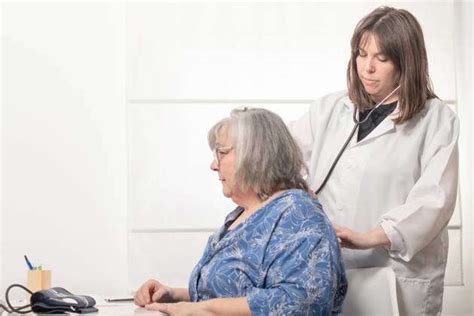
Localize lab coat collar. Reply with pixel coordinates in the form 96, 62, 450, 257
355, 111, 396, 146
342, 95, 353, 109
342, 96, 399, 147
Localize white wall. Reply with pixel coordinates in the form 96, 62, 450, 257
1, 3, 128, 296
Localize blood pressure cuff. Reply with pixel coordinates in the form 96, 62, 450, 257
30, 287, 98, 314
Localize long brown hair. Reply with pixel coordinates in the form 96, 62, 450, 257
347, 6, 437, 124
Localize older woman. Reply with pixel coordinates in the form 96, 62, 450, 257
134, 107, 347, 315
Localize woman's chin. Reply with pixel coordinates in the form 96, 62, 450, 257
222, 188, 232, 198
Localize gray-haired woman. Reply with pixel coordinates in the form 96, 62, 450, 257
134, 107, 347, 315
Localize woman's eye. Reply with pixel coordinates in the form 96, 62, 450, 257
358, 50, 367, 57
377, 55, 388, 62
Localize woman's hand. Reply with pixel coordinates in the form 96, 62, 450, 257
145, 302, 207, 316
334, 225, 391, 249
133, 279, 176, 307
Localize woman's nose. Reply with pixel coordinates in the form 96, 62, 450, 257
365, 58, 375, 73
210, 159, 219, 171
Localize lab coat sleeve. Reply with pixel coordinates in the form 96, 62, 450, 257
379, 108, 459, 262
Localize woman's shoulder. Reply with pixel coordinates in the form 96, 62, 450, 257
275, 188, 320, 207
414, 98, 460, 135
404, 98, 460, 154
266, 190, 337, 247
421, 98, 459, 122
309, 90, 350, 111
273, 189, 330, 226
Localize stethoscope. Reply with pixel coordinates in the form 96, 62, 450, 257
314, 85, 401, 195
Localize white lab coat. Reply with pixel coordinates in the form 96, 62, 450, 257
290, 91, 459, 315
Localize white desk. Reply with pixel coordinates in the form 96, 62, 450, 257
87, 302, 166, 316
5, 299, 166, 316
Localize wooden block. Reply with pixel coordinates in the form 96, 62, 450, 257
27, 270, 51, 293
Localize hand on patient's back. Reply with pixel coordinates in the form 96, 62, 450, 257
334, 224, 389, 249
334, 225, 370, 249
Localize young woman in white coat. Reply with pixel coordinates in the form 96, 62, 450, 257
290, 7, 459, 315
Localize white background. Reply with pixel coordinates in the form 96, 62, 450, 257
1, 1, 473, 315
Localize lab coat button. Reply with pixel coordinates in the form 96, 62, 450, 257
336, 203, 343, 211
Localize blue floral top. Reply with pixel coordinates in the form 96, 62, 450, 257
188, 189, 347, 315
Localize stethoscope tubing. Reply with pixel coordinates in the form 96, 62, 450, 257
314, 85, 400, 195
